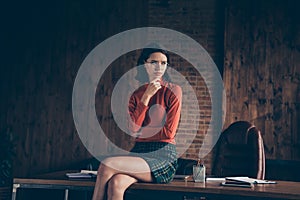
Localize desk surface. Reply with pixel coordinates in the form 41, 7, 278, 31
13, 171, 300, 200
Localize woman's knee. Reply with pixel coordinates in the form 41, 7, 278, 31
108, 175, 125, 191
97, 158, 117, 177
107, 174, 136, 196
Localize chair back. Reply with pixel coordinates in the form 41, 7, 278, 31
212, 121, 265, 179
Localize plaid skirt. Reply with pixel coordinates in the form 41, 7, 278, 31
130, 142, 178, 183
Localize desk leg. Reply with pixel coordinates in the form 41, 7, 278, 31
12, 184, 20, 200
64, 189, 69, 200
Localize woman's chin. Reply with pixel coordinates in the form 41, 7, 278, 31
150, 76, 162, 81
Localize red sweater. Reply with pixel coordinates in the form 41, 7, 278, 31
128, 81, 182, 144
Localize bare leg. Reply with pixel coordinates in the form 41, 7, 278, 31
92, 156, 153, 200
107, 174, 137, 200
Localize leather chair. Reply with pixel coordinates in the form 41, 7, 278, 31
212, 121, 265, 179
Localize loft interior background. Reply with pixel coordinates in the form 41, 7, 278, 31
1, 0, 299, 180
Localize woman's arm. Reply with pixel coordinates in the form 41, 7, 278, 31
128, 80, 162, 133
161, 85, 182, 139
138, 85, 182, 141
128, 96, 148, 133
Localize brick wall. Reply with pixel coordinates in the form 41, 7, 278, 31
147, 0, 224, 174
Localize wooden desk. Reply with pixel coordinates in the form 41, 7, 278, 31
128, 179, 300, 200
12, 171, 300, 200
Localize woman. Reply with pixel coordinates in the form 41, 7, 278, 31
92, 45, 182, 200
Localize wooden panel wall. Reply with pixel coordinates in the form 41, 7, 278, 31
1, 0, 148, 177
223, 0, 300, 161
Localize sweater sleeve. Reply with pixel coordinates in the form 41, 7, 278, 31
128, 95, 148, 133
138, 85, 182, 142
161, 85, 182, 139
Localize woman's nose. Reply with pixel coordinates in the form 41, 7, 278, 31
154, 65, 163, 70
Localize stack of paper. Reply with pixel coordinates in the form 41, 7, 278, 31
221, 177, 276, 188
173, 175, 190, 180
66, 170, 98, 179
80, 170, 98, 175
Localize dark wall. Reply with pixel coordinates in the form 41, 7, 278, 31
1, 0, 299, 180
1, 0, 148, 177
2, 0, 224, 177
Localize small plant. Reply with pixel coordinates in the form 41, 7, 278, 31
0, 128, 14, 187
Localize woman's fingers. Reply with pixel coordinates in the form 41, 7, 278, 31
140, 80, 162, 106
148, 81, 161, 95
152, 82, 161, 89
151, 79, 161, 88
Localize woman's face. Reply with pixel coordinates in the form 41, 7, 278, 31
144, 52, 168, 82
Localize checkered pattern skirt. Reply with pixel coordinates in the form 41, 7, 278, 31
130, 142, 178, 183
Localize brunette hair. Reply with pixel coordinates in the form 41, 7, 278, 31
135, 43, 171, 83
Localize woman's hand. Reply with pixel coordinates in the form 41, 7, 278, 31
140, 79, 161, 106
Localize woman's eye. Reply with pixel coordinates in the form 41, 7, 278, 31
146, 60, 168, 66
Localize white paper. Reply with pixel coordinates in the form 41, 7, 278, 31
66, 172, 96, 179
226, 176, 276, 184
